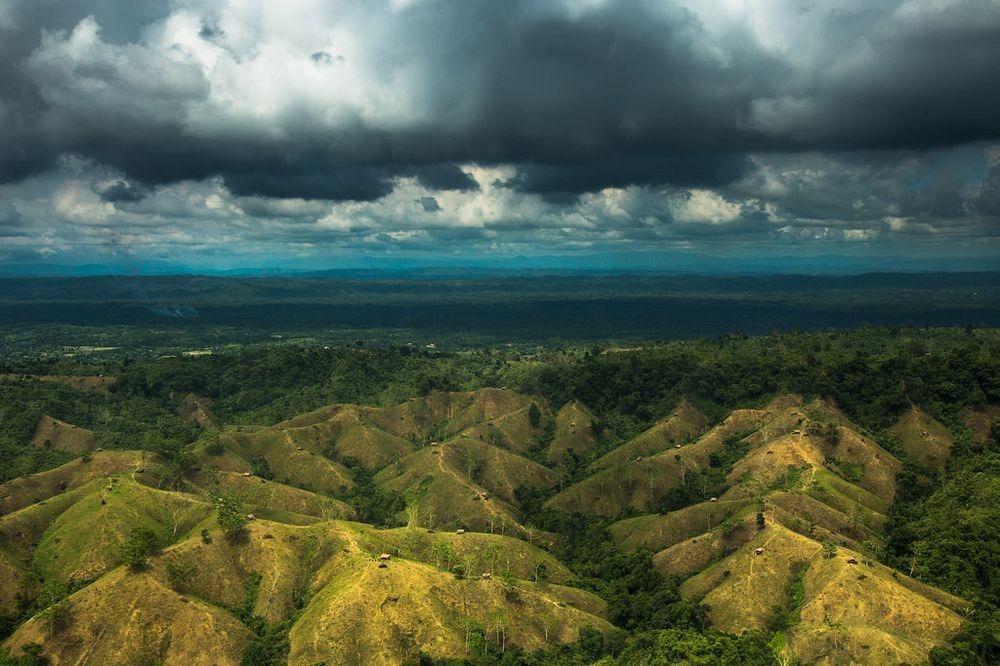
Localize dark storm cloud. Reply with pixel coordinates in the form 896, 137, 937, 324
513, 154, 752, 196
751, 3, 1000, 151
0, 0, 173, 180
95, 179, 149, 203
0, 0, 774, 198
978, 166, 1000, 216
0, 201, 25, 235
0, 0, 999, 203
418, 197, 442, 213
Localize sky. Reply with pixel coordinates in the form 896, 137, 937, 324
0, 0, 999, 274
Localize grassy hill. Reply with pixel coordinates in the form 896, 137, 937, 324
546, 400, 600, 464
546, 396, 801, 516
587, 399, 707, 470
216, 427, 355, 496
375, 437, 556, 535
30, 416, 94, 455
5, 568, 250, 665
963, 404, 1000, 446
890, 407, 954, 469
289, 552, 610, 665
0, 380, 990, 665
602, 396, 967, 664
0, 450, 149, 515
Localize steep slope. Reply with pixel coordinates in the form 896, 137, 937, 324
588, 399, 707, 470
675, 525, 963, 664
609, 499, 754, 554
787, 553, 965, 665
4, 568, 250, 665
273, 404, 415, 469
368, 388, 538, 445
963, 404, 1000, 446
0, 450, 150, 516
375, 437, 556, 535
30, 476, 211, 583
151, 520, 345, 624
546, 401, 600, 464
605, 400, 964, 664
5, 513, 608, 665
30, 416, 94, 454
177, 394, 219, 430
289, 553, 611, 665
547, 395, 804, 516
214, 471, 355, 522
216, 427, 355, 496
890, 406, 954, 469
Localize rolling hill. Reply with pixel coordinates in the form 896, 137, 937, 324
607, 396, 967, 664
0, 385, 989, 665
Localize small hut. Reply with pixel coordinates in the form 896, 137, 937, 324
846, 557, 858, 565
246, 514, 255, 521
456, 528, 466, 535
709, 497, 718, 503
481, 572, 492, 580
242, 471, 252, 477
754, 547, 765, 556
379, 553, 392, 561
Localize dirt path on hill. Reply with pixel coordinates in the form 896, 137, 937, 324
746, 531, 781, 595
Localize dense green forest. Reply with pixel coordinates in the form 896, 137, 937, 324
1, 325, 999, 664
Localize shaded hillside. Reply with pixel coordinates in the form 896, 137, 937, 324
587, 399, 707, 470
547, 396, 803, 516
30, 416, 94, 455
5, 569, 250, 665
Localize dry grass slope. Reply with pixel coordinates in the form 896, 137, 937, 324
4, 568, 250, 665
289, 556, 611, 666
890, 407, 954, 469
546, 401, 599, 464
30, 416, 94, 455
0, 451, 148, 516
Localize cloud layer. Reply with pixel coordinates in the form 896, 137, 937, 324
1, 0, 999, 268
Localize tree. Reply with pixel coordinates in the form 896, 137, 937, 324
215, 491, 247, 540
121, 527, 159, 570
431, 539, 456, 571
528, 403, 542, 428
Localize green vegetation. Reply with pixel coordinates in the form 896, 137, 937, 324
120, 527, 159, 570
0, 323, 998, 664
215, 491, 248, 539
